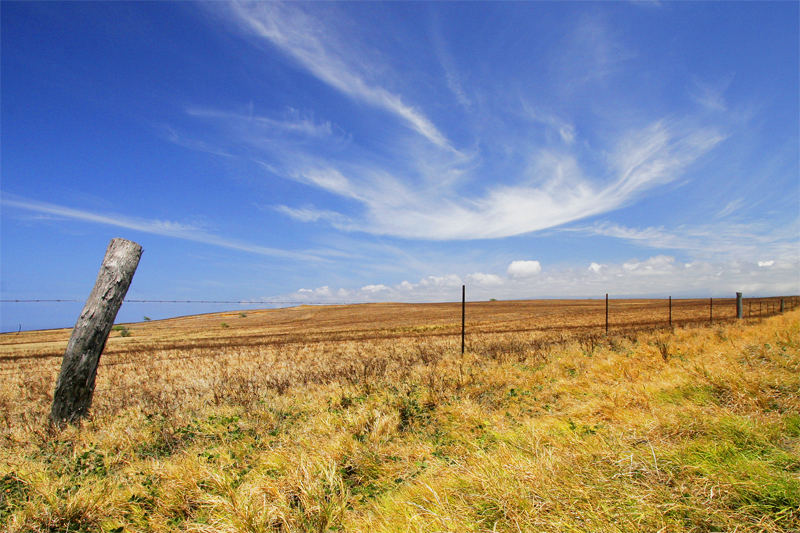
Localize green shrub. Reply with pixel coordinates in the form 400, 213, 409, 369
112, 325, 131, 337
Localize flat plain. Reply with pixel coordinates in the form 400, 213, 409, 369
0, 298, 797, 532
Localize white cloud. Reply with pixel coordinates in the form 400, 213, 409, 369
588, 262, 605, 273
281, 121, 722, 240
559, 126, 576, 144
188, 9, 725, 242
221, 2, 452, 149
758, 260, 774, 268
297, 168, 363, 201
430, 20, 472, 109
281, 253, 799, 305
622, 255, 676, 274
607, 121, 724, 201
274, 205, 350, 227
573, 220, 799, 264
716, 198, 744, 218
186, 107, 334, 138
507, 260, 542, 278
360, 284, 389, 293
523, 104, 576, 144
466, 272, 504, 286
689, 75, 734, 112
240, 120, 721, 241
419, 274, 463, 288
2, 195, 321, 261
554, 14, 636, 89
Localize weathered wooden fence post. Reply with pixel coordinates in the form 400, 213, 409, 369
709, 297, 713, 325
605, 293, 609, 335
780, 298, 785, 313
50, 238, 143, 427
736, 292, 743, 319
461, 285, 465, 354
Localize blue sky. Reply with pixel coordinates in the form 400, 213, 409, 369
2, 1, 798, 331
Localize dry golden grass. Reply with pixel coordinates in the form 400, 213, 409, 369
0, 300, 798, 532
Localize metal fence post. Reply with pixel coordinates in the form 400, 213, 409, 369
461, 285, 465, 354
709, 297, 713, 325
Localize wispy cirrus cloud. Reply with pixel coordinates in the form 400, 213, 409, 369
274, 205, 352, 227
689, 74, 735, 112
220, 1, 452, 150
186, 107, 335, 139
522, 104, 576, 144
574, 220, 800, 263
182, 5, 727, 242
290, 120, 722, 240
716, 198, 744, 218
182, 105, 724, 241
553, 13, 637, 90
429, 17, 472, 110
1, 195, 322, 261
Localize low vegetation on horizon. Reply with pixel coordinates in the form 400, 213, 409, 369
0, 300, 798, 532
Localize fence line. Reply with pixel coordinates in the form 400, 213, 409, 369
4, 295, 798, 307
1, 299, 362, 305
6, 236, 798, 426
2, 294, 797, 380
3, 296, 799, 313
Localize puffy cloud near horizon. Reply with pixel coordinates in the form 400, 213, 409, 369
622, 255, 675, 274
361, 284, 389, 293
507, 260, 543, 278
588, 262, 605, 273
281, 254, 799, 305
466, 272, 504, 286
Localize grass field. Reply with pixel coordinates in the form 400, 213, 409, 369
0, 299, 798, 532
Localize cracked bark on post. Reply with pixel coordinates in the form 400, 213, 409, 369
50, 238, 142, 427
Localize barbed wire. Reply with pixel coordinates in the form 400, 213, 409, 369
1, 296, 796, 380
1, 299, 362, 305
2, 306, 792, 379
1, 296, 789, 307
4, 295, 792, 303
1, 299, 83, 303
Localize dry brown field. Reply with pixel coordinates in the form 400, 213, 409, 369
0, 296, 778, 361
0, 296, 790, 433
0, 299, 798, 532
